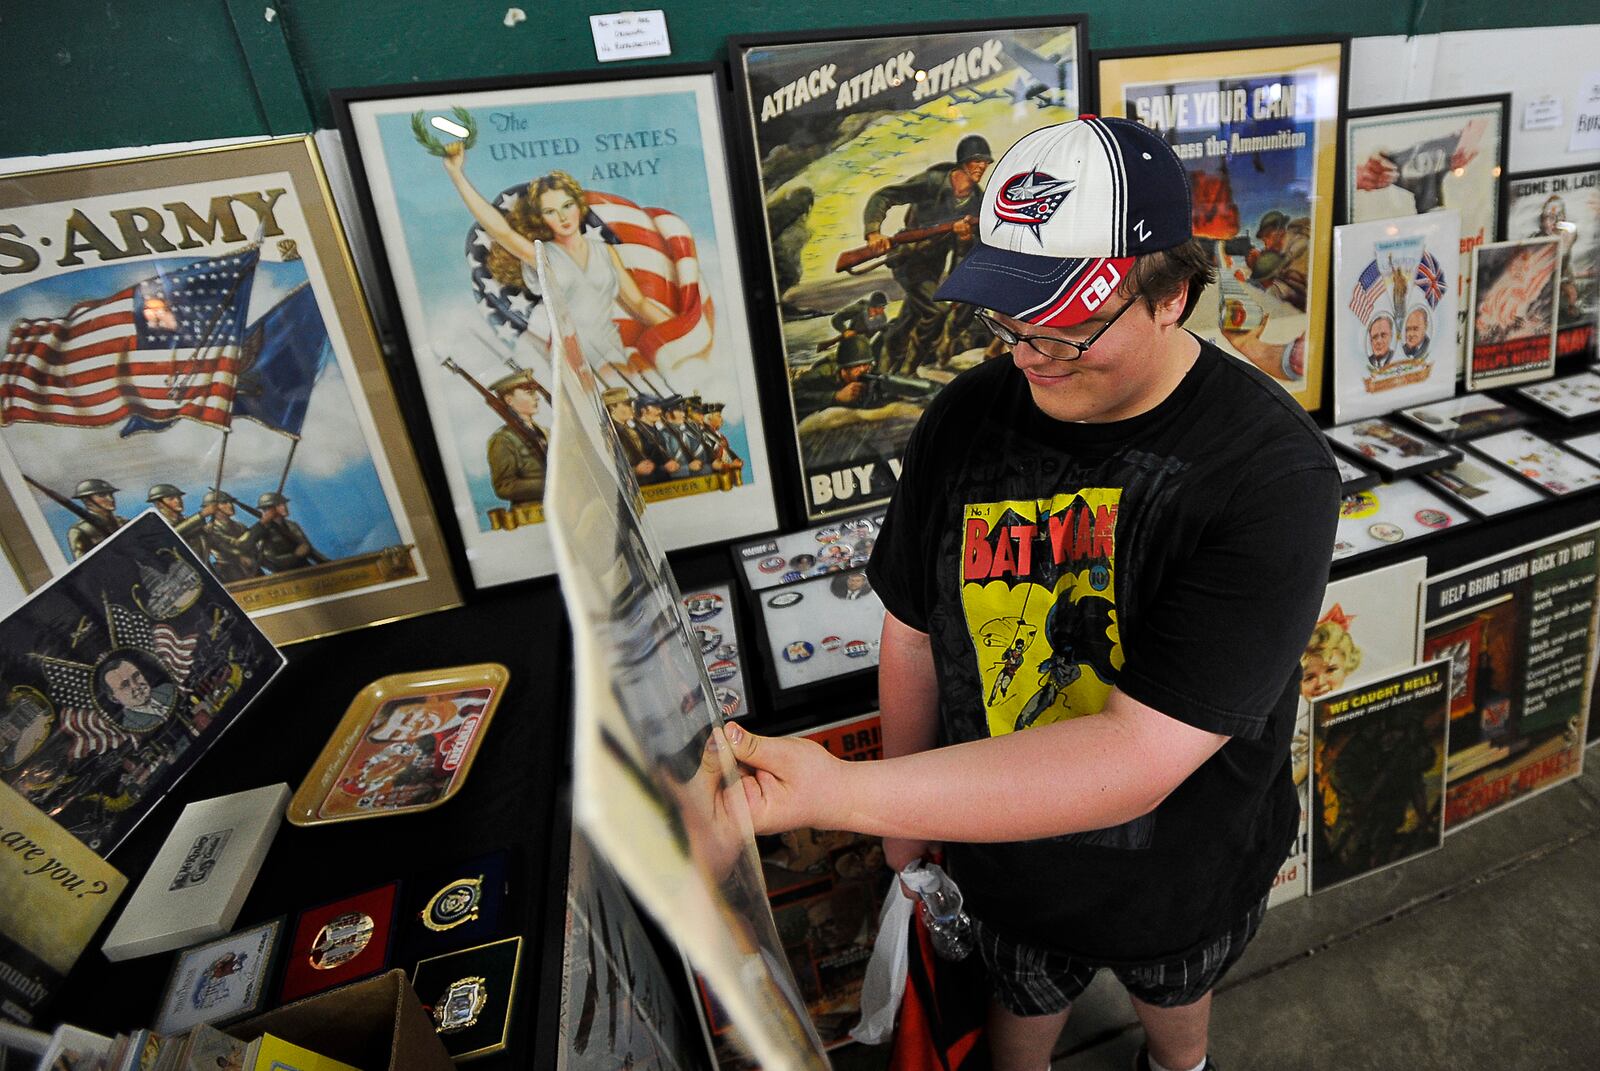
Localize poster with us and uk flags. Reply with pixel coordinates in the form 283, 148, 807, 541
0, 138, 459, 644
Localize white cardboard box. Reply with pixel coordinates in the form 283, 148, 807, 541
101, 783, 289, 962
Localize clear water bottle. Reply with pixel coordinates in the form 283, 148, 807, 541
906, 861, 974, 961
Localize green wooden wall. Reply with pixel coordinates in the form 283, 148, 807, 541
3, 0, 1595, 158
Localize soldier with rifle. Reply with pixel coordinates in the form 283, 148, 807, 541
604, 387, 653, 479
817, 291, 890, 374
148, 484, 208, 558
200, 490, 262, 581
250, 492, 328, 572
442, 359, 551, 510
57, 478, 129, 560
850, 135, 992, 374
791, 348, 938, 421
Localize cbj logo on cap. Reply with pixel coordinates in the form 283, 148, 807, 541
993, 170, 1076, 240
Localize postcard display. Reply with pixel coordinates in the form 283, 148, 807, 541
1423, 525, 1599, 831
337, 70, 777, 588
732, 20, 1087, 520
1097, 40, 1343, 412
0, 139, 460, 645
735, 511, 886, 694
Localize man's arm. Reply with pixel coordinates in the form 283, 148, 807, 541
877, 612, 942, 870
731, 686, 1226, 842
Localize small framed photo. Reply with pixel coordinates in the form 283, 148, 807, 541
1422, 456, 1546, 517
1395, 392, 1532, 442
1335, 455, 1381, 494
1501, 165, 1599, 362
1468, 429, 1600, 496
1467, 237, 1561, 390
279, 883, 398, 1003
154, 917, 285, 1035
411, 936, 523, 1060
1513, 371, 1600, 421
1325, 418, 1459, 479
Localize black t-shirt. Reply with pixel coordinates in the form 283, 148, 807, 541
866, 338, 1340, 963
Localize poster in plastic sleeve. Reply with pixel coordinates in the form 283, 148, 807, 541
1097, 40, 1344, 411
1274, 558, 1426, 906
689, 714, 892, 1065
558, 829, 702, 1071
1503, 166, 1599, 362
0, 139, 460, 644
1345, 96, 1508, 374
1422, 524, 1599, 832
542, 244, 828, 1071
1468, 428, 1600, 496
1330, 213, 1458, 422
1467, 237, 1560, 390
1330, 479, 1466, 562
732, 19, 1086, 520
337, 71, 776, 587
1309, 660, 1449, 894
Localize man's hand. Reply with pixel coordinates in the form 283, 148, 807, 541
725, 722, 846, 834
953, 217, 974, 240
1355, 152, 1398, 192
834, 381, 868, 404
866, 232, 891, 256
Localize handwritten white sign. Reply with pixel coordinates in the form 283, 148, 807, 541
590, 10, 672, 63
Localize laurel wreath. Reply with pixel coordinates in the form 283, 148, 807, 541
411, 107, 479, 156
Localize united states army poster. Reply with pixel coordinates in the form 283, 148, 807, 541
0, 139, 459, 643
338, 71, 777, 588
733, 20, 1086, 520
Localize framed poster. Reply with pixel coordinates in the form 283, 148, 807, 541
1423, 524, 1599, 832
1343, 95, 1508, 373
0, 138, 460, 644
1325, 417, 1458, 480
1502, 165, 1599, 361
335, 68, 777, 588
1096, 37, 1345, 411
1395, 392, 1531, 442
1331, 213, 1459, 421
1467, 236, 1560, 390
1468, 428, 1600, 496
1309, 660, 1449, 894
731, 18, 1087, 520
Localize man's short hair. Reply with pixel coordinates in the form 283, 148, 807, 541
1123, 238, 1217, 325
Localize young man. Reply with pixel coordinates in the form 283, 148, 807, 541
729, 117, 1340, 1071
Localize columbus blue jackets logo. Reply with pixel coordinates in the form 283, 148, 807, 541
992, 170, 1075, 240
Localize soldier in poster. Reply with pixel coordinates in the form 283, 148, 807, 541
1506, 167, 1599, 359
737, 23, 1084, 518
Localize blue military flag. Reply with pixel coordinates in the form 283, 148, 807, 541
232, 282, 329, 437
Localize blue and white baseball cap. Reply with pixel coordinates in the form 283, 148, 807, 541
936, 115, 1192, 327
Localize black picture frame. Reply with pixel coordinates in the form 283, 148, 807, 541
1325, 417, 1461, 479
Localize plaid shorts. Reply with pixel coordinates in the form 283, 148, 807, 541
972, 893, 1269, 1017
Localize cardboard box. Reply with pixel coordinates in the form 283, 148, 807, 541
229, 970, 453, 1071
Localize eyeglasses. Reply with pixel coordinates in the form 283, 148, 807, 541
976, 294, 1141, 361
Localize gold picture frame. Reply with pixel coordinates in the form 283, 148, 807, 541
0, 137, 459, 643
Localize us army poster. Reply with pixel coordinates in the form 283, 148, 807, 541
732, 19, 1086, 520
0, 139, 459, 643
337, 71, 777, 588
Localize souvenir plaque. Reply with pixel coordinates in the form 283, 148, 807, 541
336, 70, 778, 588
1422, 456, 1545, 517
280, 883, 397, 1002
396, 849, 509, 963
733, 19, 1088, 520
412, 936, 522, 1060
1468, 428, 1600, 496
1331, 480, 1467, 561
0, 512, 284, 854
1098, 39, 1344, 412
1331, 213, 1459, 422
286, 662, 508, 826
153, 917, 284, 1035
0, 138, 460, 645
102, 783, 289, 961
1514, 371, 1600, 421
1467, 237, 1561, 390
1503, 165, 1599, 361
1344, 95, 1509, 373
1309, 659, 1449, 894
1325, 418, 1459, 480
1396, 392, 1532, 442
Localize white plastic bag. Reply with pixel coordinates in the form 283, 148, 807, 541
849, 861, 943, 1044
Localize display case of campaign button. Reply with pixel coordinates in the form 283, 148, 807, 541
707, 659, 739, 683
713, 643, 738, 661
683, 592, 726, 621
821, 635, 842, 653
820, 544, 851, 564
842, 517, 874, 536
844, 639, 872, 658
782, 641, 815, 663
757, 555, 787, 573
715, 687, 742, 717
768, 591, 804, 608
694, 624, 722, 653
815, 526, 842, 543
1414, 508, 1453, 529
1369, 522, 1405, 542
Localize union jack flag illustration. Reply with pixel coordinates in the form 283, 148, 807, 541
1349, 259, 1386, 322
1414, 251, 1447, 308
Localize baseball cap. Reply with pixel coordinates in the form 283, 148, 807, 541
935, 115, 1192, 327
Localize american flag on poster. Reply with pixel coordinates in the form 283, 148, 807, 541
1349, 259, 1385, 322
1414, 251, 1446, 308
58, 708, 137, 760
468, 185, 712, 370
108, 603, 200, 684
0, 249, 258, 429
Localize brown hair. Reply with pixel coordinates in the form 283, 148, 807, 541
485, 170, 589, 288
1121, 237, 1216, 325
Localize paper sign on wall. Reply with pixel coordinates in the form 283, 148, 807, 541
1522, 95, 1562, 132
590, 10, 671, 62
1570, 71, 1600, 152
